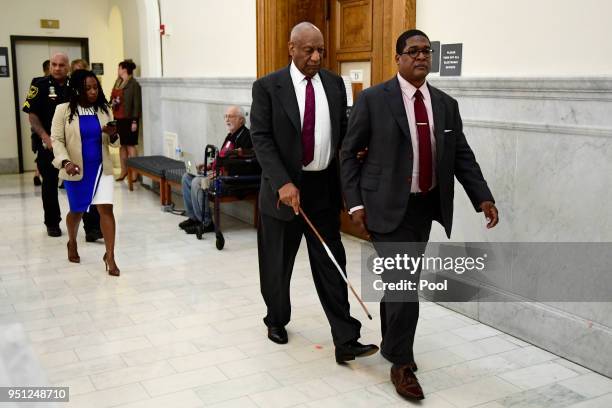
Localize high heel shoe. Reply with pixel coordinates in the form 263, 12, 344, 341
103, 253, 120, 276
115, 172, 128, 181
67, 241, 80, 263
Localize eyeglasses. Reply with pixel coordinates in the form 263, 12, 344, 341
400, 48, 434, 59
224, 114, 239, 119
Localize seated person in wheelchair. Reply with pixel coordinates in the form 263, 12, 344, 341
179, 105, 253, 234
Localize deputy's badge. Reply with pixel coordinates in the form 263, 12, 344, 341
49, 86, 57, 99
26, 85, 38, 100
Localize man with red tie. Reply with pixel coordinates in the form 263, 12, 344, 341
250, 22, 378, 363
340, 29, 499, 400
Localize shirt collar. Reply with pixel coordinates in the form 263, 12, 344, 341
397, 73, 430, 100
290, 61, 320, 87
229, 125, 245, 139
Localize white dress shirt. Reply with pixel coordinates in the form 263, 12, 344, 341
290, 61, 332, 171
397, 73, 437, 193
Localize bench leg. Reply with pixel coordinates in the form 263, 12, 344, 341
127, 168, 134, 191
163, 180, 173, 206
160, 179, 168, 205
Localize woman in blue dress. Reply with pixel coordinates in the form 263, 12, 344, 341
51, 70, 121, 276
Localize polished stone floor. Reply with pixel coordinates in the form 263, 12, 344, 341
1, 172, 611, 408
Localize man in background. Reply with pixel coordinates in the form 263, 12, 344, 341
178, 105, 252, 236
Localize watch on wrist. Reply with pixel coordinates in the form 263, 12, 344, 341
62, 160, 71, 168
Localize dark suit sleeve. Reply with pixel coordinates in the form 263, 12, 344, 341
340, 90, 371, 209
452, 99, 495, 211
338, 76, 348, 145
250, 79, 292, 193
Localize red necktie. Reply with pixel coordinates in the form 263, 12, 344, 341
302, 77, 315, 166
414, 89, 432, 192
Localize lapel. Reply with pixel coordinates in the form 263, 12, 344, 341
68, 107, 81, 151
95, 109, 107, 133
275, 66, 301, 135
319, 69, 341, 148
384, 78, 411, 140
428, 83, 445, 164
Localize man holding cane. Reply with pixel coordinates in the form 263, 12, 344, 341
250, 22, 377, 363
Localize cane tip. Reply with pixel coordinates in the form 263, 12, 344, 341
367, 314, 373, 320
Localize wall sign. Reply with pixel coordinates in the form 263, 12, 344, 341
0, 47, 9, 77
40, 19, 60, 29
440, 43, 463, 77
91, 63, 104, 75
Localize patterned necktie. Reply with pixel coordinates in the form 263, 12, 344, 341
413, 89, 432, 192
302, 77, 315, 166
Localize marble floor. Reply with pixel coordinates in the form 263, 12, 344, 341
1, 172, 611, 408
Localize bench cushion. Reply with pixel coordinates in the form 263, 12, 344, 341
127, 156, 184, 178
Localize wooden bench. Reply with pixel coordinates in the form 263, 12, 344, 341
126, 156, 185, 205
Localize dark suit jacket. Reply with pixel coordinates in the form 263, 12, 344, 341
250, 65, 348, 221
340, 76, 494, 238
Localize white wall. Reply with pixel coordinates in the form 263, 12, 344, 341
417, 0, 612, 76
159, 0, 256, 77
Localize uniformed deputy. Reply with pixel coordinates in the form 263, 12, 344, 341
23, 52, 102, 239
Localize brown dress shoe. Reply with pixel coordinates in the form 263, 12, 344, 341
390, 364, 425, 400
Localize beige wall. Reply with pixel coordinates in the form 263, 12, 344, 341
417, 0, 612, 76
0, 0, 137, 169
159, 0, 256, 77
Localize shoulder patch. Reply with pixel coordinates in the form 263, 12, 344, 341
23, 100, 30, 109
27, 85, 39, 100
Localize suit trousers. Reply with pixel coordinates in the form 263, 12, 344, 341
258, 169, 361, 346
36, 147, 100, 232
370, 190, 439, 364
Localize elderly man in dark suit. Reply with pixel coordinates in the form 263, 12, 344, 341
341, 29, 499, 400
250, 22, 378, 363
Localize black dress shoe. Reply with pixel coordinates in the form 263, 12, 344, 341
267, 326, 288, 344
335, 340, 379, 363
178, 218, 198, 230
202, 222, 215, 233
85, 229, 103, 242
46, 226, 62, 237
184, 225, 198, 234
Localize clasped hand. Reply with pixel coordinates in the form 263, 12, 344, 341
64, 162, 80, 176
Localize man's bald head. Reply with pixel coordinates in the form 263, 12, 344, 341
49, 52, 69, 82
288, 22, 325, 77
290, 22, 322, 43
